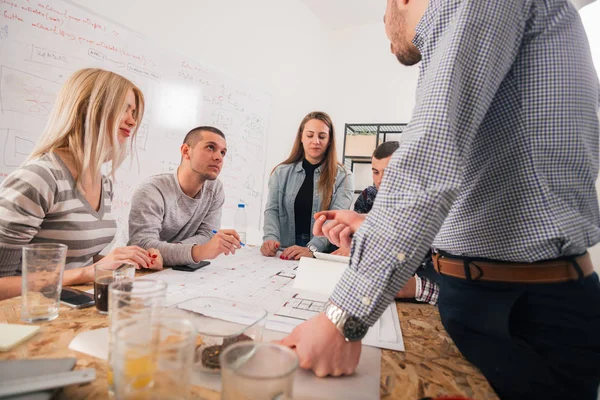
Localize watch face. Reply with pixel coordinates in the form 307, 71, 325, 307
343, 316, 369, 341
307, 244, 318, 253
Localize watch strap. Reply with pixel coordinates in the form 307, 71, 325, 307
323, 301, 350, 340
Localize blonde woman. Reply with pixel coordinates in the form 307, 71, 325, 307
261, 111, 354, 260
0, 68, 161, 300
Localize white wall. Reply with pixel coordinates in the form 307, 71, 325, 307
327, 22, 419, 128
324, 21, 420, 199
325, 21, 419, 167
70, 0, 334, 241
69, 1, 331, 173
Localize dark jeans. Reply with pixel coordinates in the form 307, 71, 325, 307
438, 272, 600, 400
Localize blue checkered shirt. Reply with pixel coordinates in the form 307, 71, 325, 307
331, 0, 600, 326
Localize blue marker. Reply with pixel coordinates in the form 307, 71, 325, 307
212, 230, 245, 246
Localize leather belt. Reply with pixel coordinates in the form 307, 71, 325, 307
432, 252, 594, 283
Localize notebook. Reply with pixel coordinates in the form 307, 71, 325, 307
0, 358, 77, 400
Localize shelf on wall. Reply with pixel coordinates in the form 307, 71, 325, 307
342, 123, 407, 193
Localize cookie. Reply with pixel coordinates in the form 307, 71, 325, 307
201, 345, 223, 369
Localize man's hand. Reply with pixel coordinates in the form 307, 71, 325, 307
280, 245, 312, 260
277, 312, 362, 377
260, 240, 280, 257
313, 211, 367, 248
192, 229, 241, 261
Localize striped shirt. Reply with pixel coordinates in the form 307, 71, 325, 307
0, 153, 116, 276
332, 0, 600, 326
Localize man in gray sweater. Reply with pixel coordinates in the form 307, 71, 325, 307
128, 126, 241, 267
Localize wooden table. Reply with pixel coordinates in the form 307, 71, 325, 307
0, 291, 498, 399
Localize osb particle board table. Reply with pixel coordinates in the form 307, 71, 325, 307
0, 289, 497, 399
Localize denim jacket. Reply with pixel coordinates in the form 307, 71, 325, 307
262, 161, 354, 251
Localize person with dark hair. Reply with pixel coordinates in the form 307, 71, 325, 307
128, 126, 241, 267
353, 141, 400, 214
260, 111, 354, 259
335, 141, 439, 305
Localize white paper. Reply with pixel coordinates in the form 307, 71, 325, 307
291, 257, 405, 351
313, 251, 351, 264
68, 328, 109, 360
293, 257, 346, 294
143, 247, 404, 351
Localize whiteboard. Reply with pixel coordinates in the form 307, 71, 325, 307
0, 0, 271, 246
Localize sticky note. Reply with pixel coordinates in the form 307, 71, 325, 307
0, 323, 40, 351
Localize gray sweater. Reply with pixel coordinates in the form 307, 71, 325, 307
0, 153, 116, 277
127, 172, 224, 266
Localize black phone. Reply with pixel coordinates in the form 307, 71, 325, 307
172, 261, 210, 272
60, 287, 95, 308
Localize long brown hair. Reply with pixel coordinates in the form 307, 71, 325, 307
275, 111, 346, 210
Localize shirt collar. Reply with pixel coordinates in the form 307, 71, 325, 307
295, 159, 324, 172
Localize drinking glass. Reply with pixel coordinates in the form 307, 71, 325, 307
112, 310, 196, 400
93, 261, 135, 314
220, 342, 298, 400
21, 243, 68, 323
107, 278, 167, 395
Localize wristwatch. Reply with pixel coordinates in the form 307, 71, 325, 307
307, 244, 318, 256
323, 301, 369, 342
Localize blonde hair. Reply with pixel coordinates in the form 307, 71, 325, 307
27, 68, 145, 190
274, 111, 346, 210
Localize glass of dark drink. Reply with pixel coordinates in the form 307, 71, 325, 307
94, 262, 135, 314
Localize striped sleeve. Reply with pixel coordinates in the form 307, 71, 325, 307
414, 276, 439, 306
0, 162, 57, 276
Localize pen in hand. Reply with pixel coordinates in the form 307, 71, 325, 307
212, 230, 245, 247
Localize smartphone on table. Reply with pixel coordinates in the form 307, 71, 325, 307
60, 287, 95, 309
171, 261, 210, 272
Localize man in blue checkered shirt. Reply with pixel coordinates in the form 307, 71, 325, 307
279, 0, 600, 398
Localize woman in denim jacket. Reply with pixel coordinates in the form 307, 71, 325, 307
261, 111, 354, 260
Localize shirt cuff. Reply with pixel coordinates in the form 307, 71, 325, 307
330, 265, 397, 326
262, 235, 279, 243
415, 275, 424, 299
414, 276, 439, 306
162, 243, 196, 266
307, 236, 327, 252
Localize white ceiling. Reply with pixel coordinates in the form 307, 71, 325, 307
300, 0, 385, 30
300, 0, 595, 30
